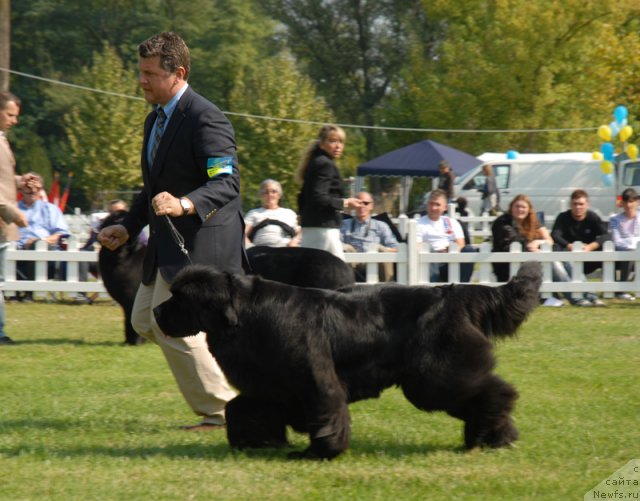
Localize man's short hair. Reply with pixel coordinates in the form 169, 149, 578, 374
429, 189, 448, 202
622, 188, 638, 201
571, 189, 589, 201
0, 91, 21, 111
138, 32, 191, 80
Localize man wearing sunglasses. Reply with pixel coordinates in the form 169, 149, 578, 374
340, 191, 398, 281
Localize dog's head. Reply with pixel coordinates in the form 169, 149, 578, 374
99, 210, 128, 230
154, 265, 241, 338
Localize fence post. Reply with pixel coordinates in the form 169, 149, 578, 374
406, 219, 419, 285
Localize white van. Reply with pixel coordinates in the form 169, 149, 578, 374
453, 152, 640, 219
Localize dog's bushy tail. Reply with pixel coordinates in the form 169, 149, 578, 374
457, 261, 542, 339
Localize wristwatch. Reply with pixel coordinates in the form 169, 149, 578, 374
179, 197, 192, 216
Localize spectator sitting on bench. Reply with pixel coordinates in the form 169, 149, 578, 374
16, 173, 69, 302
416, 189, 475, 283
341, 191, 398, 282
244, 179, 300, 248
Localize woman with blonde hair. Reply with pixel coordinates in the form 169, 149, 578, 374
296, 125, 361, 259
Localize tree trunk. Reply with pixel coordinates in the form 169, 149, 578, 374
0, 0, 9, 92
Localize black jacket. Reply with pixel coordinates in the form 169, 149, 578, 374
551, 210, 610, 250
123, 87, 246, 284
298, 146, 345, 228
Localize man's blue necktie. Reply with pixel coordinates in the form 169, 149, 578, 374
149, 107, 166, 165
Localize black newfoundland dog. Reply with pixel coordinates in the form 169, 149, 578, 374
98, 210, 146, 346
246, 246, 354, 289
154, 261, 542, 460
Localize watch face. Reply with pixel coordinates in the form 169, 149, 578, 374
181, 199, 191, 213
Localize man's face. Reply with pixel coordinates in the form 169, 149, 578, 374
570, 197, 589, 220
427, 195, 447, 220
138, 56, 182, 106
20, 183, 41, 206
0, 101, 20, 133
622, 197, 638, 217
355, 194, 374, 222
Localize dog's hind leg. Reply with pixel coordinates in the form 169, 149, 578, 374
225, 395, 289, 449
454, 375, 519, 450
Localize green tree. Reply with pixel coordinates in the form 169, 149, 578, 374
187, 0, 278, 109
229, 51, 334, 210
389, 0, 640, 156
62, 44, 148, 206
262, 0, 431, 159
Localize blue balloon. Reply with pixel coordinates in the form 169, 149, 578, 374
602, 173, 614, 187
609, 120, 621, 138
601, 142, 615, 161
506, 150, 519, 159
614, 105, 628, 125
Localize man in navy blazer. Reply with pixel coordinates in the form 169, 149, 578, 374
99, 32, 244, 430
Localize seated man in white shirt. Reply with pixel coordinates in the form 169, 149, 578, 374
416, 189, 474, 282
340, 191, 398, 281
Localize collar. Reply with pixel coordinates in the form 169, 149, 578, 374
158, 83, 189, 120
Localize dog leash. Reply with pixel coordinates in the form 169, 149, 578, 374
164, 215, 193, 265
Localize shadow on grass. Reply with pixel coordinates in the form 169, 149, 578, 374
0, 418, 460, 462
8, 338, 125, 347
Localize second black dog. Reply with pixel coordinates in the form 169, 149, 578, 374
98, 210, 146, 345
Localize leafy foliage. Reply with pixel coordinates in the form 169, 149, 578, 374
390, 0, 640, 155
262, 0, 431, 157
229, 51, 334, 209
62, 44, 148, 206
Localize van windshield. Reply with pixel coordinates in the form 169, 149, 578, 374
455, 169, 476, 185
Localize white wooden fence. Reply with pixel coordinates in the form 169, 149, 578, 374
3, 218, 639, 298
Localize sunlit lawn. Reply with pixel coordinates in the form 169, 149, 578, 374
0, 299, 638, 500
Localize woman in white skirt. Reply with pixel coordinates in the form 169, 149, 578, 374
296, 125, 361, 259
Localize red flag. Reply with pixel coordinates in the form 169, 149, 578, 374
49, 173, 60, 206
59, 172, 73, 213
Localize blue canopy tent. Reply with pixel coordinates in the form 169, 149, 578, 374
356, 140, 482, 214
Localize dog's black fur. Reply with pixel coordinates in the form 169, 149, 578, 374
246, 246, 354, 289
98, 211, 146, 345
154, 261, 542, 460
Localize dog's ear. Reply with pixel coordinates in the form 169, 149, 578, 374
220, 273, 239, 327
222, 303, 239, 327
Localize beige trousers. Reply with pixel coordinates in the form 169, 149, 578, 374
131, 271, 237, 425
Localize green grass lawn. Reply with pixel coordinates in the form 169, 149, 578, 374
0, 299, 638, 501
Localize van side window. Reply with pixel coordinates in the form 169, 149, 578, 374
463, 164, 511, 190
622, 161, 640, 186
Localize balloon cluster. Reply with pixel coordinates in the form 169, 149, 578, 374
594, 105, 637, 187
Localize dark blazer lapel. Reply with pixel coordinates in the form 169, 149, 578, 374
150, 87, 193, 182
141, 111, 155, 187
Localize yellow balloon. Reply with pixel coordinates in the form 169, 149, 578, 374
620, 125, 634, 142
600, 160, 614, 175
592, 151, 603, 160
598, 125, 612, 141
627, 144, 639, 160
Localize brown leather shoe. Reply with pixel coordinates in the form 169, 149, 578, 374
179, 422, 225, 431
